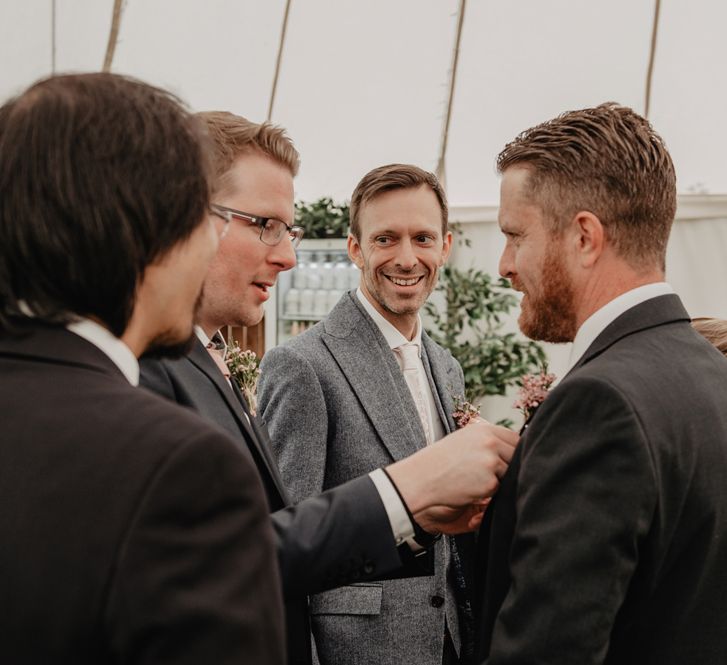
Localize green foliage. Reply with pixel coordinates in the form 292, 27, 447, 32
295, 197, 350, 239
424, 265, 547, 403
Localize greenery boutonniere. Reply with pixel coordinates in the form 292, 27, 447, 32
225, 339, 261, 416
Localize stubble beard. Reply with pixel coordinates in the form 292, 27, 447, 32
141, 287, 204, 360
518, 243, 578, 343
365, 264, 435, 318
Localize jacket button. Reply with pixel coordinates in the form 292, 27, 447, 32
363, 561, 375, 575
430, 595, 444, 608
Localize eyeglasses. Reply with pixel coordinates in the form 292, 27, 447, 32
209, 203, 304, 248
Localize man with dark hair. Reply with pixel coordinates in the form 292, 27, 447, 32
260, 163, 474, 665
140, 115, 517, 665
0, 74, 284, 664
472, 103, 727, 664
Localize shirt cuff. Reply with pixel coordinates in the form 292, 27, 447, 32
368, 468, 417, 549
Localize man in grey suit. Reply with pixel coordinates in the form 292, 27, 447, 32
140, 114, 517, 665
259, 164, 474, 664
472, 103, 727, 664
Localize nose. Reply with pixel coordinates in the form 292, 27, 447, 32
269, 234, 297, 272
394, 238, 418, 271
498, 242, 514, 279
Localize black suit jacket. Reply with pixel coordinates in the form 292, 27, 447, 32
140, 338, 404, 665
0, 324, 284, 664
472, 294, 727, 664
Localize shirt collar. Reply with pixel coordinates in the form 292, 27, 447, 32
66, 317, 139, 386
356, 288, 422, 353
566, 282, 674, 373
195, 326, 227, 353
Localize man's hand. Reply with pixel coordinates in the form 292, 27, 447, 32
385, 422, 518, 534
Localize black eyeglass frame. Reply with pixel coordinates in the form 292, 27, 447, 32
210, 203, 304, 248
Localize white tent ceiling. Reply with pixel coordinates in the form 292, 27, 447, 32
2, 0, 726, 206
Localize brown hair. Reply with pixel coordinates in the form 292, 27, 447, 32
692, 318, 727, 357
0, 73, 211, 336
197, 111, 300, 193
497, 103, 676, 270
349, 163, 448, 240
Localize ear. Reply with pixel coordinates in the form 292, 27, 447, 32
439, 231, 453, 266
571, 211, 604, 268
347, 233, 364, 269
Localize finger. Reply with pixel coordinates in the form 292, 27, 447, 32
493, 455, 508, 480
494, 437, 516, 463
491, 425, 519, 446
467, 510, 485, 530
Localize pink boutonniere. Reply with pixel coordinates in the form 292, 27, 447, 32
225, 340, 261, 416
513, 366, 556, 422
452, 394, 481, 429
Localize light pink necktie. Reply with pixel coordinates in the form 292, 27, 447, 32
206, 343, 231, 380
396, 342, 432, 444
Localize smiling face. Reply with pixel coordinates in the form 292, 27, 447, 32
198, 151, 297, 334
348, 185, 452, 338
498, 167, 578, 343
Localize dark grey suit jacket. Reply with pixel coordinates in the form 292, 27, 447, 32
472, 294, 727, 664
0, 323, 284, 664
140, 337, 404, 665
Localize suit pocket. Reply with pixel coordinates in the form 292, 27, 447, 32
309, 583, 382, 616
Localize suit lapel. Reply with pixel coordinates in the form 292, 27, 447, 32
421, 334, 458, 434
321, 293, 426, 462
230, 379, 289, 502
187, 339, 289, 501
569, 293, 691, 376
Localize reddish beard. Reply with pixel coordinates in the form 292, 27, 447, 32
517, 242, 578, 343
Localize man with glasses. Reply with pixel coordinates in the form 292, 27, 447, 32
140, 111, 517, 665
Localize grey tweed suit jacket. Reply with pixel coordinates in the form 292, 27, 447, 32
259, 292, 474, 665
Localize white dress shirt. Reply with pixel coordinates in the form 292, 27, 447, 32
564, 282, 675, 375
66, 317, 139, 386
356, 288, 446, 549
356, 289, 445, 442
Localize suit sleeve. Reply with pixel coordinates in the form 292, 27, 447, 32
104, 428, 285, 665
260, 346, 406, 598
487, 376, 657, 665
259, 345, 328, 503
270, 475, 404, 599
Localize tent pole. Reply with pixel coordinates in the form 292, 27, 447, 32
436, 0, 467, 189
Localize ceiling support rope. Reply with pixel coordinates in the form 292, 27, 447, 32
267, 0, 293, 122
644, 0, 661, 119
436, 0, 467, 189
51, 0, 57, 74
102, 0, 126, 72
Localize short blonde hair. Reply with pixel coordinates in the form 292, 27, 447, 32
196, 111, 300, 193
692, 317, 727, 357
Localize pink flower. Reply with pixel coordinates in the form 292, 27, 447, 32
513, 368, 556, 421
452, 394, 481, 429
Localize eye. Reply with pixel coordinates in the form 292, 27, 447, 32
374, 236, 392, 246
415, 234, 434, 244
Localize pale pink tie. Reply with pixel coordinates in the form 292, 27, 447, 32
396, 342, 432, 444
206, 343, 231, 380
